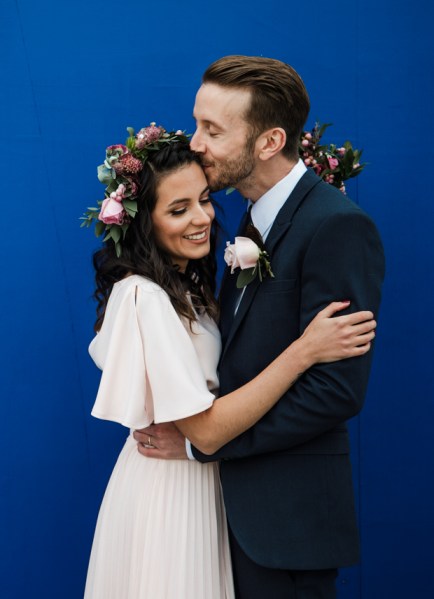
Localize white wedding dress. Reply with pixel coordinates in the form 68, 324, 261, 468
84, 275, 234, 599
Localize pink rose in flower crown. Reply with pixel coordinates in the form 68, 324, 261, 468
99, 198, 125, 225
224, 237, 260, 273
99, 184, 126, 225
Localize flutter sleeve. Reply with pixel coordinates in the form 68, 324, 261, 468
90, 279, 215, 429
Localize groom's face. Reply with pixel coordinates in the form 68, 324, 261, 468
191, 83, 257, 192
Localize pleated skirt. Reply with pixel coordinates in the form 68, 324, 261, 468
84, 434, 234, 598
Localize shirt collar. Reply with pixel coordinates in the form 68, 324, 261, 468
250, 159, 307, 240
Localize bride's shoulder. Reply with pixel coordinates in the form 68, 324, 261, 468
113, 275, 166, 297
106, 276, 169, 316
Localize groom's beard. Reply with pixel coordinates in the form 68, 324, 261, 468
203, 136, 256, 192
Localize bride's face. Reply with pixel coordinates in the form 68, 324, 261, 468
151, 162, 215, 272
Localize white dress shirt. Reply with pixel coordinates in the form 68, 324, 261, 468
186, 160, 307, 459
250, 159, 307, 240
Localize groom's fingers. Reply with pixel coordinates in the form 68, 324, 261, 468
133, 429, 153, 446
133, 423, 168, 446
137, 442, 188, 460
134, 422, 188, 460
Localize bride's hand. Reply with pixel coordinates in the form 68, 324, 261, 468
301, 301, 376, 364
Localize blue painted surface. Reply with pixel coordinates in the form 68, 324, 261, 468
1, 0, 433, 597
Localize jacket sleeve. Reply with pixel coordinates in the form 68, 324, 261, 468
192, 210, 385, 462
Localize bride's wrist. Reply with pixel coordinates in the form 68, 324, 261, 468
291, 336, 315, 373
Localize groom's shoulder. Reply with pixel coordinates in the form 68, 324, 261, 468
301, 176, 370, 222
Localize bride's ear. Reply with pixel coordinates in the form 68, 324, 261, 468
256, 128, 286, 161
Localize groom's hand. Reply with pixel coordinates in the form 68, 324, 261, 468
134, 422, 188, 460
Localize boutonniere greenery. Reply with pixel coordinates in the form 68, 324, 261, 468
224, 224, 274, 288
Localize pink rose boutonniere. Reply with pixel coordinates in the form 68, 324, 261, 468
224, 236, 274, 288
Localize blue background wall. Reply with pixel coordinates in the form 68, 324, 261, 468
2, 0, 433, 597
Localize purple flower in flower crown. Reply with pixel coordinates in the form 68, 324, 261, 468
105, 144, 128, 166
107, 144, 127, 153
135, 122, 163, 149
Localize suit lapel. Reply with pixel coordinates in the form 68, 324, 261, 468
220, 169, 321, 360
265, 168, 321, 255
220, 274, 261, 360
219, 208, 252, 345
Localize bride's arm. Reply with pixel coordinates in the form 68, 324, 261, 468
174, 301, 375, 455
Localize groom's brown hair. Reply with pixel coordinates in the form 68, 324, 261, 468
202, 55, 310, 159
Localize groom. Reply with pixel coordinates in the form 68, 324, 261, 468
135, 56, 385, 598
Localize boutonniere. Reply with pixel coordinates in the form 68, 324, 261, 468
224, 225, 274, 288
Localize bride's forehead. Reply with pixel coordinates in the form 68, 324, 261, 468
156, 164, 208, 202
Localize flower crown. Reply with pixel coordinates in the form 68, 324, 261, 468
225, 121, 366, 196
299, 122, 366, 194
80, 123, 190, 256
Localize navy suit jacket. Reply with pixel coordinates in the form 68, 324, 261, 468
193, 169, 385, 570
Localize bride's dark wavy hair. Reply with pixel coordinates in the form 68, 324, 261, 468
92, 142, 219, 332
